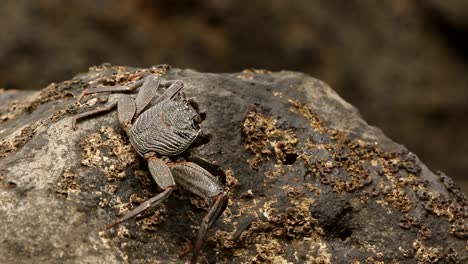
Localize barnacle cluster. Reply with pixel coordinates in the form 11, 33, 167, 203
236, 68, 272, 81
0, 80, 75, 123
251, 239, 287, 263
0, 78, 81, 158
413, 239, 443, 263
87, 64, 170, 88
79, 126, 137, 181
239, 97, 467, 262
137, 204, 168, 231
55, 168, 80, 197
242, 108, 298, 169
0, 121, 42, 158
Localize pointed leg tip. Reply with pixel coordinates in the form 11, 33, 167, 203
77, 91, 88, 102
105, 221, 121, 230
178, 243, 193, 259
71, 120, 77, 130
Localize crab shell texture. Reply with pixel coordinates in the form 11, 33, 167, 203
128, 96, 201, 157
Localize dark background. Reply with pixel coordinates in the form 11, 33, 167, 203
1, 0, 467, 193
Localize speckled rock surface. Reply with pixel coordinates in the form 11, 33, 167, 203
0, 65, 466, 263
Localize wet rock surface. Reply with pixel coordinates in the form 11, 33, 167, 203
0, 65, 466, 263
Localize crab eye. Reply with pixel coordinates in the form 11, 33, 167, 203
193, 116, 202, 128
192, 120, 200, 129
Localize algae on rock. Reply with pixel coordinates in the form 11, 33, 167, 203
0, 65, 466, 263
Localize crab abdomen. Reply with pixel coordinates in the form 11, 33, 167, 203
128, 100, 200, 157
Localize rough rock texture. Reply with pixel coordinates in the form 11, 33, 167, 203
0, 66, 466, 263
1, 1, 468, 193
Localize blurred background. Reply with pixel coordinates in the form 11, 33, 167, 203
0, 0, 466, 193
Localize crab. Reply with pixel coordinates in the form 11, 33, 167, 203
73, 73, 228, 263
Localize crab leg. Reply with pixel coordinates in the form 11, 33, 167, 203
106, 187, 173, 229
74, 76, 164, 130
72, 102, 117, 130
169, 161, 228, 264
78, 78, 145, 101
117, 95, 136, 130
156, 80, 184, 102
107, 156, 176, 229
191, 192, 228, 264
184, 153, 224, 177
135, 76, 161, 115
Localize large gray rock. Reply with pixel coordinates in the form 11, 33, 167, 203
0, 65, 466, 263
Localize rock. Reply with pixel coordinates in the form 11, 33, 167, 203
0, 65, 466, 263
2, 0, 468, 193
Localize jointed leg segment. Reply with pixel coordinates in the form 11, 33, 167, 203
106, 155, 177, 229
106, 159, 227, 264
73, 76, 185, 130
72, 74, 227, 263
78, 78, 145, 101
72, 102, 117, 130
191, 192, 228, 264
106, 186, 174, 229
169, 161, 227, 264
